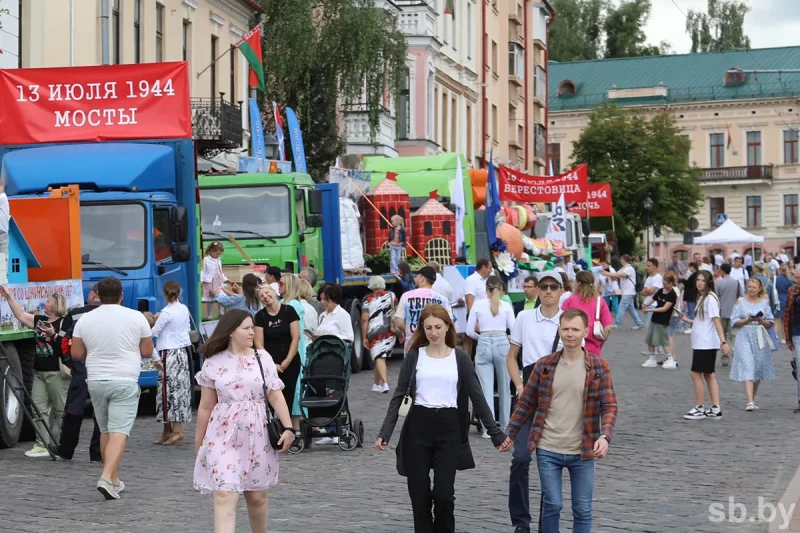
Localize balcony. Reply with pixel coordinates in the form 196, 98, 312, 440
395, 1, 439, 49
343, 103, 398, 158
699, 165, 774, 184
191, 97, 243, 156
534, 124, 546, 162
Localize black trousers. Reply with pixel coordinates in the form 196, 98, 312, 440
405, 406, 460, 533
58, 361, 101, 461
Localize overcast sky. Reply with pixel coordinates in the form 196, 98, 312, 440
645, 0, 799, 53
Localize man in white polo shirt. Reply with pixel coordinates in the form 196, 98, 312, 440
464, 257, 492, 313
505, 271, 564, 533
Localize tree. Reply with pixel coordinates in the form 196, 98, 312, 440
258, 0, 407, 181
570, 104, 703, 233
603, 0, 659, 58
686, 0, 751, 53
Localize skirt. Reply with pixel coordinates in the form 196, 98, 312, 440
156, 347, 193, 423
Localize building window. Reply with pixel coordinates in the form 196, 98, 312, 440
389, 207, 396, 219
746, 195, 762, 228
491, 40, 498, 75
229, 46, 236, 103
709, 197, 725, 227
466, 104, 473, 161
441, 91, 448, 151
156, 5, 164, 62
451, 96, 457, 153
443, 221, 451, 235
427, 71, 435, 139
491, 104, 498, 141
182, 20, 191, 61
785, 194, 799, 226
210, 36, 218, 101
557, 80, 576, 96
785, 130, 799, 164
508, 42, 524, 78
112, 0, 120, 64
534, 65, 546, 99
467, 2, 473, 59
379, 208, 388, 229
11, 258, 19, 274
397, 67, 410, 140
424, 221, 433, 236
134, 0, 141, 63
548, 143, 561, 174
681, 134, 691, 165
710, 133, 724, 168
746, 131, 761, 166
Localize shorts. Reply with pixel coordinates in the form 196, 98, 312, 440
645, 323, 670, 348
691, 349, 718, 374
88, 380, 141, 436
667, 315, 682, 336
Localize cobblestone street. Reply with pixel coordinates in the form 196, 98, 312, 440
1, 326, 799, 533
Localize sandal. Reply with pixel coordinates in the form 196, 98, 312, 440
154, 433, 172, 445
746, 402, 758, 411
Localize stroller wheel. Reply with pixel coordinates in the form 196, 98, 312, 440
338, 430, 358, 451
352, 418, 364, 448
288, 431, 306, 454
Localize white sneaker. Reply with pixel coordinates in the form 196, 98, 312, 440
96, 477, 120, 500
24, 444, 50, 458
642, 359, 658, 368
684, 406, 706, 420
381, 383, 390, 393
683, 328, 692, 335
661, 359, 678, 369
372, 384, 382, 393
481, 430, 491, 439
631, 325, 644, 331
315, 437, 333, 445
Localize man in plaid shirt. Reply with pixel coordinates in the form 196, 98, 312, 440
500, 308, 618, 533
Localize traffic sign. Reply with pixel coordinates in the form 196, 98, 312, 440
716, 213, 728, 225
689, 217, 699, 230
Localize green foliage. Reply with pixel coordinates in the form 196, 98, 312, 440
258, 0, 407, 182
570, 104, 703, 234
686, 0, 751, 53
549, 0, 670, 62
365, 248, 425, 275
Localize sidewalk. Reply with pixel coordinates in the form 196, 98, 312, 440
770, 463, 800, 533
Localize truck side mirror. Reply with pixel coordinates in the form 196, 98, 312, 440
308, 189, 323, 215
306, 215, 323, 228
170, 206, 189, 243
171, 243, 191, 263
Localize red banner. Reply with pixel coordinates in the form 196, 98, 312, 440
568, 183, 614, 218
0, 62, 191, 145
498, 163, 589, 203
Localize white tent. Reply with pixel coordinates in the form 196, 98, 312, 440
694, 219, 764, 245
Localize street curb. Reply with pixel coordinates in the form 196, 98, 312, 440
769, 463, 800, 533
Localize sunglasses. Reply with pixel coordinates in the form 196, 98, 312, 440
538, 283, 561, 292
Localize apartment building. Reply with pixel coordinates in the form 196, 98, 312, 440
4, 0, 262, 167
347, 0, 553, 175
548, 46, 800, 259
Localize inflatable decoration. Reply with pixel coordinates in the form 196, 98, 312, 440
497, 223, 524, 260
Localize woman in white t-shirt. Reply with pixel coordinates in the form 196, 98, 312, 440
466, 276, 515, 434
376, 304, 505, 533
680, 270, 731, 420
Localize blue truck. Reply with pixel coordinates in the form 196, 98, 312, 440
0, 140, 201, 396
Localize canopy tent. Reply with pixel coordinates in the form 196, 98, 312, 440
694, 219, 764, 244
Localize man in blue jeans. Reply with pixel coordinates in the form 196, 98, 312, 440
783, 268, 800, 413
501, 309, 618, 533
505, 272, 563, 532
602, 254, 644, 330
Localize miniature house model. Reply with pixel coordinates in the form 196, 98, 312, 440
6, 218, 40, 284
411, 193, 456, 266
364, 175, 411, 257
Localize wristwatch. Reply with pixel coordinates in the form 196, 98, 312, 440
598, 434, 610, 443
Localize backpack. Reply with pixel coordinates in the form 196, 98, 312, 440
634, 265, 646, 294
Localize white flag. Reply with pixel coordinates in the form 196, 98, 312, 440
545, 193, 567, 245
452, 156, 466, 256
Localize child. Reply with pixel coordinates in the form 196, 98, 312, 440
642, 273, 678, 369
388, 215, 406, 274
201, 242, 227, 317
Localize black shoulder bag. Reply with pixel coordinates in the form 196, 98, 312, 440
254, 351, 286, 450
521, 332, 561, 385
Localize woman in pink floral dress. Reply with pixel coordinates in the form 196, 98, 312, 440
194, 309, 294, 533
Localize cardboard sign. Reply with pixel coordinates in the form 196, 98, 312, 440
569, 183, 614, 218
0, 62, 191, 145
0, 280, 84, 332
498, 163, 589, 203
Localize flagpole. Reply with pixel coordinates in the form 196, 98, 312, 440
196, 47, 235, 80
196, 19, 267, 80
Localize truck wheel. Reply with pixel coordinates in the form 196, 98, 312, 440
347, 299, 364, 374
0, 344, 23, 448
16, 340, 36, 443
138, 387, 157, 416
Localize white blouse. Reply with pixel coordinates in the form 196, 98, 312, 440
466, 298, 515, 340
317, 305, 354, 343
151, 301, 192, 351
414, 347, 458, 408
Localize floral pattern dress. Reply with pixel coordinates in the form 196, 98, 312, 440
729, 298, 777, 382
193, 350, 284, 494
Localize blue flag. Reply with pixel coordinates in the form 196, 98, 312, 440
485, 150, 500, 245
285, 107, 308, 174
248, 98, 266, 160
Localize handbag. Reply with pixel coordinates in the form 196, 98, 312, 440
188, 309, 207, 346
593, 297, 605, 341
58, 357, 72, 379
398, 356, 417, 417
254, 351, 286, 450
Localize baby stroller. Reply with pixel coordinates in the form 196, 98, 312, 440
290, 335, 364, 453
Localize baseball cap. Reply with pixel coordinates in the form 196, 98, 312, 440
413, 266, 437, 284
536, 271, 562, 286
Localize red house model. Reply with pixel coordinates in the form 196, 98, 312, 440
364, 175, 411, 256
412, 192, 456, 266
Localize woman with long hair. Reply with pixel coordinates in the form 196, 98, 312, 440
278, 273, 307, 427
558, 271, 573, 309
466, 276, 515, 434
680, 270, 732, 420
214, 273, 262, 316
254, 284, 302, 430
194, 309, 294, 533
729, 278, 776, 410
397, 260, 415, 293
377, 304, 505, 533
562, 270, 613, 357
151, 281, 193, 446
297, 279, 319, 346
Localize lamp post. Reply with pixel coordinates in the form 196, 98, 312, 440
643, 196, 654, 259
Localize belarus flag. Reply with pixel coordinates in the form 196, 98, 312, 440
273, 101, 286, 161
236, 24, 265, 91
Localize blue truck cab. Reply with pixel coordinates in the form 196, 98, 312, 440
0, 140, 201, 389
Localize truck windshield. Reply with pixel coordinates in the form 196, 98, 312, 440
200, 185, 292, 239
81, 203, 147, 269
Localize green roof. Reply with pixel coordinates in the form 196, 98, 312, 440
549, 46, 800, 111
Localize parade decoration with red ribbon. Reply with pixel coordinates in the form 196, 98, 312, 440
498, 163, 589, 204
0, 62, 191, 145
568, 183, 614, 218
